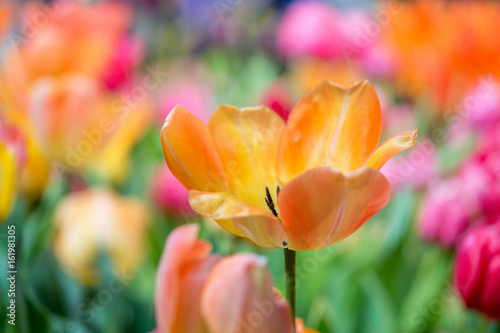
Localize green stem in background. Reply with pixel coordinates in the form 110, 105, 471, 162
478, 316, 490, 333
284, 248, 296, 328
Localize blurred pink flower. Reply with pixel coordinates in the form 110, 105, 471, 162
151, 164, 194, 217
277, 1, 341, 59
155, 224, 298, 333
158, 79, 212, 124
459, 154, 500, 216
462, 78, 500, 127
454, 221, 500, 320
477, 122, 500, 156
277, 2, 376, 60
418, 180, 472, 248
418, 139, 500, 248
360, 43, 396, 78
336, 9, 373, 59
101, 36, 144, 90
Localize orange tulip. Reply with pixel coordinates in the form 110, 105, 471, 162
0, 1, 148, 186
155, 224, 317, 333
13, 73, 151, 182
161, 80, 417, 250
0, 1, 12, 40
201, 254, 294, 333
155, 224, 221, 333
382, 0, 500, 111
3, 0, 131, 93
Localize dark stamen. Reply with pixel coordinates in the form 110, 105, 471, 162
277, 186, 281, 197
266, 187, 273, 205
265, 187, 279, 218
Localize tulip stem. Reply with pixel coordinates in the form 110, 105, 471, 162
284, 248, 296, 327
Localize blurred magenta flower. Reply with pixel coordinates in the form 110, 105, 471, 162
155, 224, 317, 332
454, 221, 500, 320
418, 180, 472, 248
101, 36, 144, 90
151, 164, 194, 217
460, 152, 500, 217
418, 138, 500, 248
261, 80, 293, 122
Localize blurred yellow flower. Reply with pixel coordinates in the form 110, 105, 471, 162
1, 76, 50, 198
53, 188, 150, 285
0, 143, 16, 221
0, 119, 26, 222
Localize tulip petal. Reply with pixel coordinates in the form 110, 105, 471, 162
208, 105, 285, 211
278, 166, 391, 251
189, 190, 285, 248
279, 80, 381, 183
367, 129, 418, 170
156, 224, 220, 333
481, 255, 500, 319
201, 254, 294, 333
161, 105, 227, 192
278, 167, 347, 251
328, 167, 392, 244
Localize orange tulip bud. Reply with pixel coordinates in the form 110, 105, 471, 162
155, 225, 319, 332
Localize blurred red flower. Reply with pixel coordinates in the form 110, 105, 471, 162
454, 221, 500, 320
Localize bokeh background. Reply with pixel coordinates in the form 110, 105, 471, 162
1, 0, 500, 332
